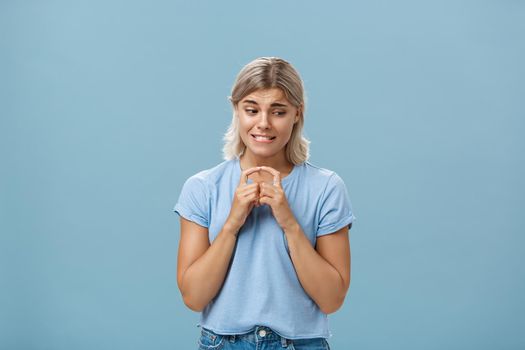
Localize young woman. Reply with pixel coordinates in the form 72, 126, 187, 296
174, 57, 356, 350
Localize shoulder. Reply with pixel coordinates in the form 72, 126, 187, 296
297, 161, 350, 200
300, 160, 343, 184
183, 158, 236, 189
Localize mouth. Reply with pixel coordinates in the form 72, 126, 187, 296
251, 134, 276, 143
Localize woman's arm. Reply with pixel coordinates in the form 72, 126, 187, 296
177, 217, 238, 312
177, 167, 261, 311
284, 223, 351, 314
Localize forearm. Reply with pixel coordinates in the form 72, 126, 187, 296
180, 221, 238, 311
284, 222, 346, 314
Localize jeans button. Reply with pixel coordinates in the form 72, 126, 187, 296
258, 329, 267, 337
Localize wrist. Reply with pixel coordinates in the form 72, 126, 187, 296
224, 217, 242, 237
282, 219, 300, 236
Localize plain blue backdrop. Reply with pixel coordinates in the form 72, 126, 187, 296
1, 1, 524, 349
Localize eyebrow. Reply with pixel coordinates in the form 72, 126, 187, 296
241, 99, 289, 108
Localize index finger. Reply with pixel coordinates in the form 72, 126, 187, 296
257, 166, 281, 186
239, 166, 261, 185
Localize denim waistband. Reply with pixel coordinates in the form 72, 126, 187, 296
203, 325, 290, 347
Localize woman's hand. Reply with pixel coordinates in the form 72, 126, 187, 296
257, 166, 298, 232
226, 166, 261, 232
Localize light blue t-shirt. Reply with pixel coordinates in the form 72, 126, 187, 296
173, 157, 356, 340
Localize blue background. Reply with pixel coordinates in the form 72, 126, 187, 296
1, 1, 524, 349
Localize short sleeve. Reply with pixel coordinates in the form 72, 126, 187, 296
173, 175, 210, 228
317, 173, 356, 237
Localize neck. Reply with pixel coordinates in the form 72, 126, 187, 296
240, 149, 293, 174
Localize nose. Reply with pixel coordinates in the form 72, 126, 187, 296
257, 112, 270, 129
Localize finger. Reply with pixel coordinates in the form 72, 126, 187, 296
259, 182, 272, 197
246, 192, 260, 206
245, 187, 261, 207
258, 195, 270, 206
239, 166, 261, 185
242, 181, 259, 191
259, 184, 278, 199
257, 166, 281, 187
241, 186, 259, 198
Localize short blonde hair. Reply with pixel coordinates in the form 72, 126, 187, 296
222, 57, 310, 164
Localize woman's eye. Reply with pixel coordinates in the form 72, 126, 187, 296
244, 109, 285, 116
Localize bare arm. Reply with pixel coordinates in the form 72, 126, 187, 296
285, 223, 351, 314
177, 167, 261, 311
177, 218, 238, 312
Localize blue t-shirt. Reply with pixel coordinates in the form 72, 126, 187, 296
173, 157, 356, 340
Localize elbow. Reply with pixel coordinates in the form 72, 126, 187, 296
320, 290, 348, 314
320, 300, 343, 314
182, 292, 206, 312
179, 277, 206, 312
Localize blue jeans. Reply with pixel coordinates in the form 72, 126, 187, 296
197, 325, 331, 350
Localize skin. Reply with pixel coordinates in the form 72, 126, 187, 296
177, 88, 351, 314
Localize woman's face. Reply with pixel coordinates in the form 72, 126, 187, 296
235, 88, 300, 160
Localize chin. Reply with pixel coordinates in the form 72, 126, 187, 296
246, 146, 281, 159
249, 149, 277, 158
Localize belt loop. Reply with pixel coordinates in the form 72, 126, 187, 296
229, 334, 236, 343
281, 337, 288, 347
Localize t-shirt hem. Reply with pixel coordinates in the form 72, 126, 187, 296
316, 214, 356, 237
198, 324, 330, 340
173, 204, 209, 228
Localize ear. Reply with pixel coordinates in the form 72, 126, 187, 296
233, 103, 241, 118
294, 107, 301, 123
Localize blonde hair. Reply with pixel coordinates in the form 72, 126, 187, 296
222, 57, 310, 164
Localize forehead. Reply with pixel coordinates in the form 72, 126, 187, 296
241, 88, 288, 104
